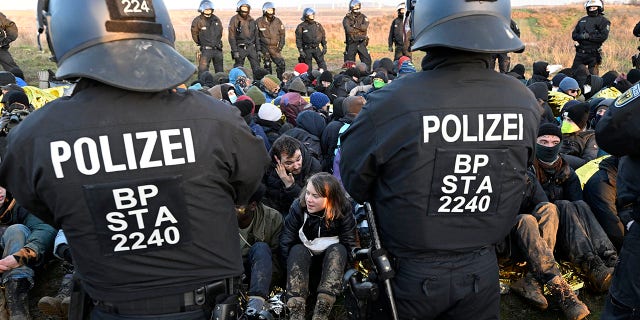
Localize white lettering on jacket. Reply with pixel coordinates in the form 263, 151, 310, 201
423, 113, 524, 143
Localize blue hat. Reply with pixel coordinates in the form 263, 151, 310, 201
398, 60, 417, 75
309, 92, 330, 110
559, 77, 579, 94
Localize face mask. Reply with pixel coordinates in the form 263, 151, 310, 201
590, 114, 602, 128
229, 94, 237, 104
561, 120, 581, 134
373, 79, 386, 89
536, 143, 561, 163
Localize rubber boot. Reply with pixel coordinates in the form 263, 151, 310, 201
38, 273, 73, 317
286, 297, 306, 320
582, 255, 613, 293
311, 293, 335, 320
5, 278, 31, 320
510, 272, 548, 310
546, 275, 590, 320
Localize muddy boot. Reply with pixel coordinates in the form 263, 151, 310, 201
582, 255, 613, 293
287, 297, 306, 320
0, 290, 8, 320
546, 275, 590, 320
38, 273, 73, 317
311, 293, 335, 320
5, 278, 31, 320
510, 273, 548, 310
245, 296, 265, 318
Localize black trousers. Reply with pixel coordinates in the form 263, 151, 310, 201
263, 46, 286, 80
572, 50, 602, 75
197, 48, 223, 76
0, 48, 19, 72
302, 47, 327, 72
234, 44, 260, 78
344, 41, 371, 72
602, 220, 640, 319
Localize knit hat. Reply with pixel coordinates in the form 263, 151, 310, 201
198, 71, 215, 88
537, 123, 562, 139
0, 72, 16, 86
601, 70, 619, 88
211, 72, 229, 85
309, 92, 330, 110
311, 70, 321, 81
398, 60, 417, 75
288, 77, 307, 95
527, 82, 549, 102
561, 100, 590, 130
319, 71, 333, 83
261, 77, 279, 93
258, 103, 282, 122
234, 98, 255, 117
628, 69, 640, 85
558, 77, 579, 94
265, 74, 280, 85
397, 56, 411, 71
294, 63, 309, 75
245, 86, 266, 107
2, 90, 30, 107
510, 64, 526, 78
551, 73, 567, 88
344, 68, 360, 79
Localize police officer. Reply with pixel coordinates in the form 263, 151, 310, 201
343, 0, 371, 72
633, 20, 640, 69
339, 1, 539, 319
256, 2, 286, 80
0, 12, 21, 72
229, 0, 261, 77
191, 0, 224, 76
295, 8, 328, 72
571, 0, 610, 75
489, 19, 521, 73
1, 1, 270, 319
597, 83, 640, 319
388, 2, 411, 61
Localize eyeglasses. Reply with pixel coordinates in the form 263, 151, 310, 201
567, 89, 579, 94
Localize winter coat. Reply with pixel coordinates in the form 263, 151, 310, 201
560, 130, 599, 169
531, 156, 583, 203
283, 110, 326, 160
321, 115, 355, 172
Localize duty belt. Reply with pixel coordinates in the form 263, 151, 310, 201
201, 46, 214, 50
237, 43, 253, 49
92, 278, 233, 315
303, 43, 319, 49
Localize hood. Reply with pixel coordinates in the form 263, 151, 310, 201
532, 61, 550, 78
295, 110, 327, 137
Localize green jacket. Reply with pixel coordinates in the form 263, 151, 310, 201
239, 203, 283, 281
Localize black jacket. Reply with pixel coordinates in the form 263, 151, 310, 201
340, 51, 540, 256
321, 115, 355, 172
531, 157, 583, 203
560, 130, 598, 169
343, 12, 369, 43
228, 14, 260, 52
572, 14, 610, 51
388, 16, 404, 47
191, 14, 223, 49
295, 20, 327, 50
279, 198, 356, 263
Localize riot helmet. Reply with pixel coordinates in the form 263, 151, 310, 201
302, 8, 316, 21
39, 0, 195, 92
349, 0, 362, 13
584, 0, 604, 16
397, 2, 405, 17
407, 0, 524, 53
198, 0, 214, 13
237, 0, 251, 14
262, 2, 275, 17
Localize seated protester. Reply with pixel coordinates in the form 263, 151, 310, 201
396, 60, 417, 78
583, 156, 624, 251
506, 63, 527, 85
526, 61, 552, 90
236, 184, 284, 316
283, 110, 326, 161
551, 73, 567, 92
348, 72, 387, 98
376, 57, 396, 80
256, 103, 289, 146
280, 172, 356, 320
208, 83, 238, 105
548, 76, 581, 116
587, 97, 614, 130
264, 135, 321, 214
280, 92, 309, 127
308, 92, 330, 122
287, 77, 308, 97
501, 172, 589, 319
592, 70, 632, 100
196, 71, 216, 89
559, 100, 598, 169
0, 186, 56, 319
245, 86, 267, 111
321, 96, 365, 172
234, 96, 271, 151
294, 63, 312, 87
528, 82, 559, 126
330, 68, 359, 101
0, 90, 33, 134
313, 71, 333, 97
38, 229, 74, 318
229, 67, 252, 95
531, 124, 617, 292
261, 75, 284, 103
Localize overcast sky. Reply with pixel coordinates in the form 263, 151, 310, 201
1, 0, 586, 11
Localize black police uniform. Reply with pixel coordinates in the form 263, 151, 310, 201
295, 20, 328, 71
0, 12, 20, 72
229, 13, 261, 77
571, 12, 610, 75
388, 15, 411, 61
256, 14, 286, 80
489, 20, 520, 73
191, 13, 224, 76
0, 79, 270, 318
342, 11, 371, 70
597, 83, 640, 318
340, 52, 539, 319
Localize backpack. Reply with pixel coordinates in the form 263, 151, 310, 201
332, 122, 351, 185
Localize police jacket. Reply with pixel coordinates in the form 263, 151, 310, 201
229, 14, 260, 52
531, 156, 583, 203
560, 130, 598, 169
279, 198, 356, 263
0, 12, 18, 48
571, 14, 610, 51
0, 200, 56, 267
388, 16, 404, 47
634, 21, 640, 37
295, 20, 326, 50
343, 12, 369, 42
264, 143, 322, 214
339, 52, 540, 256
256, 15, 285, 50
0, 79, 270, 303
190, 14, 223, 49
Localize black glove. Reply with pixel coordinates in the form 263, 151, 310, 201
299, 49, 306, 59
232, 51, 240, 60
321, 47, 327, 55
580, 32, 590, 40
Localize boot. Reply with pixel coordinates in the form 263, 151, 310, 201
510, 273, 548, 310
546, 275, 590, 320
38, 273, 73, 317
0, 291, 8, 320
286, 297, 306, 320
245, 296, 265, 317
582, 255, 613, 293
603, 250, 619, 268
5, 278, 31, 320
311, 293, 335, 320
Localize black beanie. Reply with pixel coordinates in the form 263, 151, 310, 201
562, 100, 590, 130
628, 69, 640, 85
538, 123, 562, 139
2, 90, 29, 107
319, 71, 333, 83
601, 70, 619, 88
233, 99, 254, 117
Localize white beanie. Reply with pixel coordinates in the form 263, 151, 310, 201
258, 103, 282, 122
